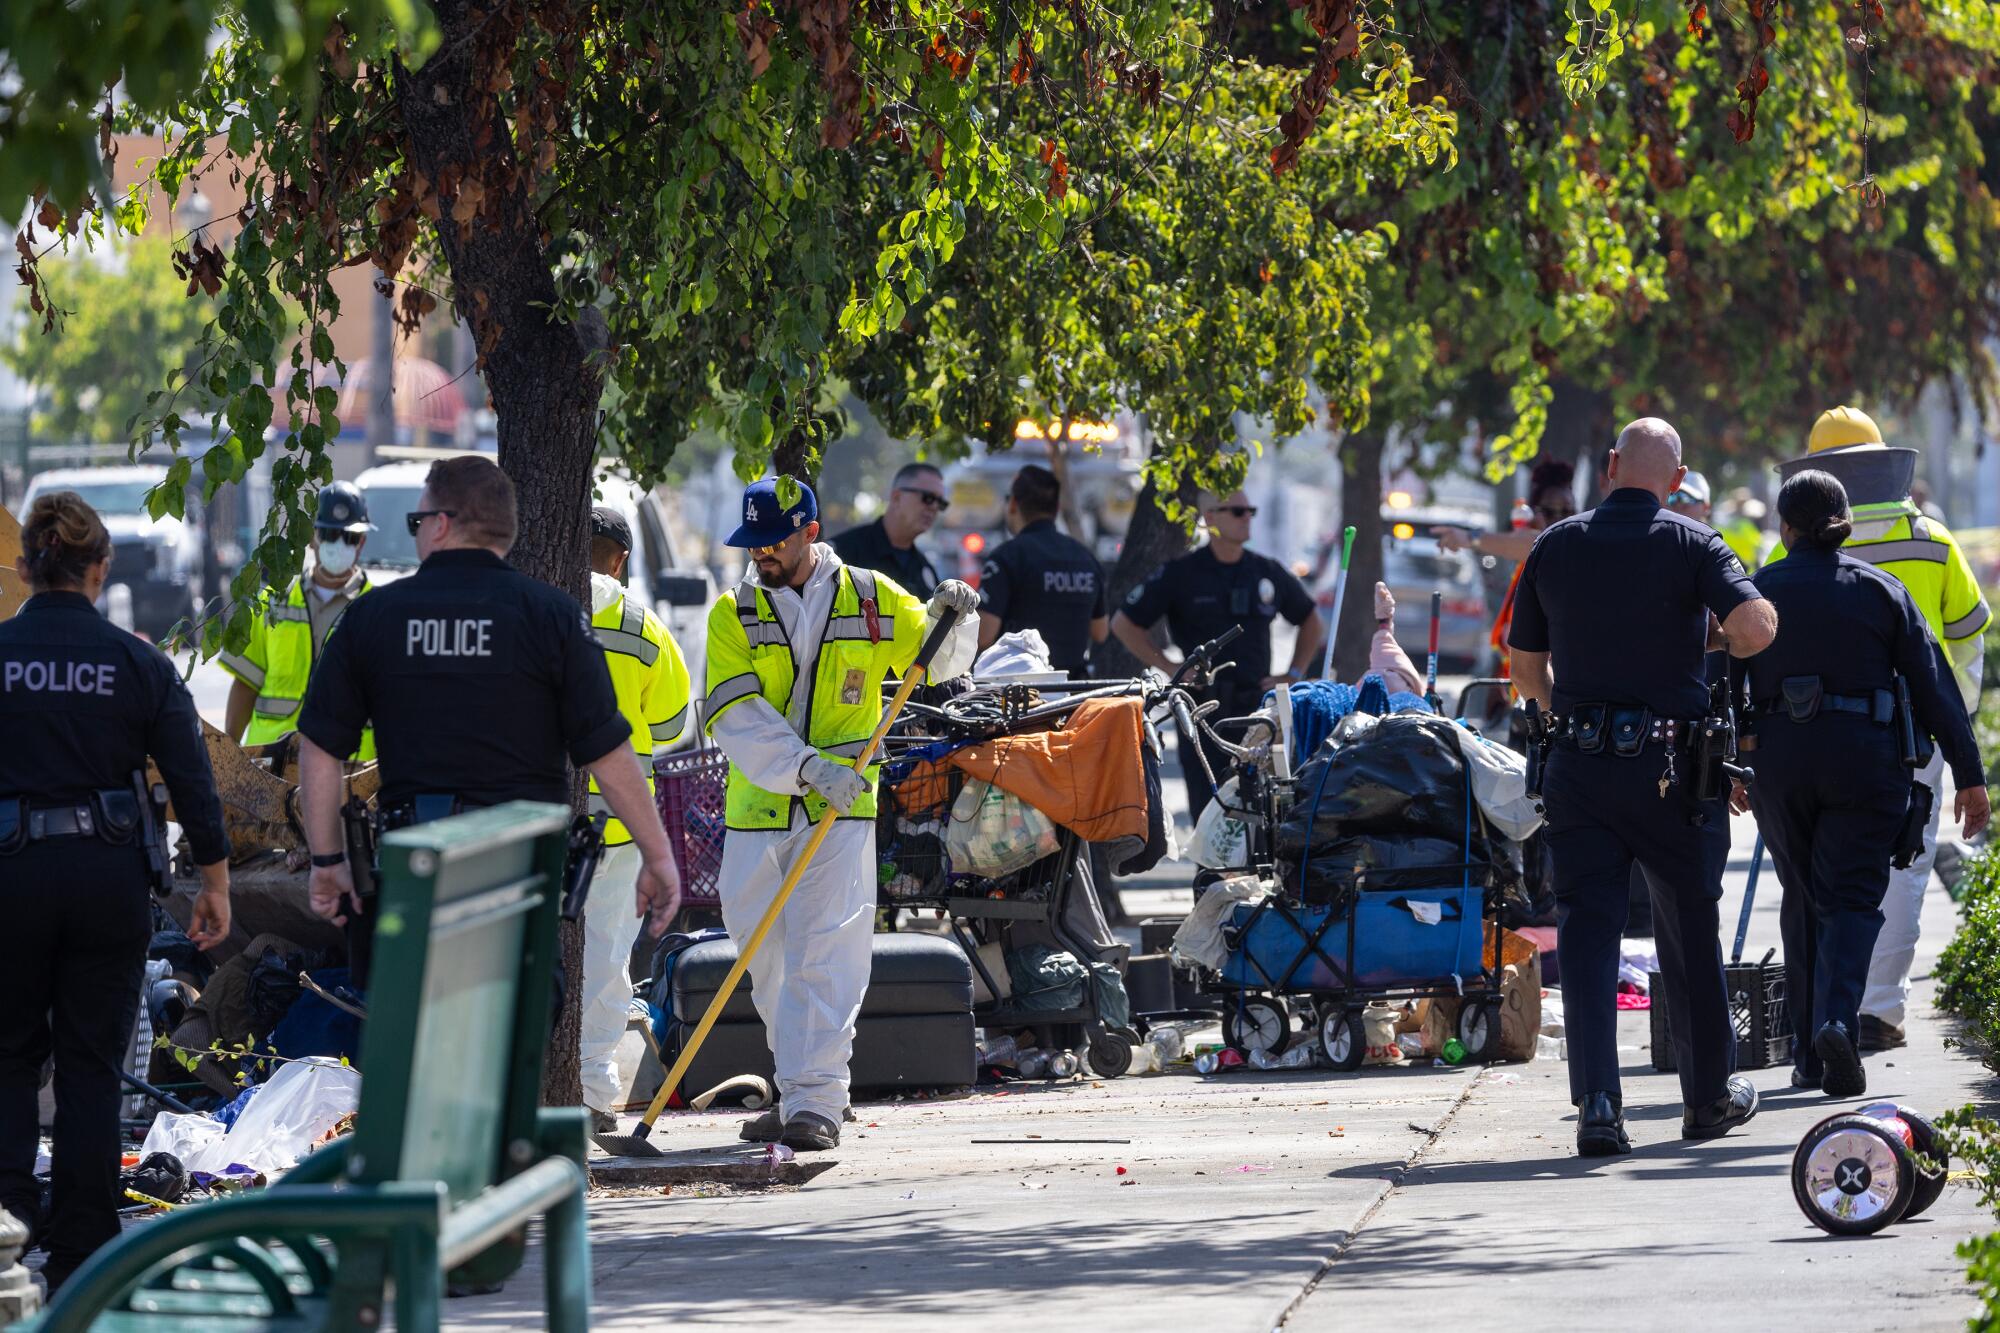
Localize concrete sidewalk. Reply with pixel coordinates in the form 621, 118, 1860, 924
449, 813, 1994, 1331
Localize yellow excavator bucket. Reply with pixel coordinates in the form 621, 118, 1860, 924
0, 502, 24, 620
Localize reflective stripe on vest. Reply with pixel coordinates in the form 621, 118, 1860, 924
1946, 604, 1993, 640
236, 578, 373, 758
712, 565, 907, 831
1847, 539, 1947, 567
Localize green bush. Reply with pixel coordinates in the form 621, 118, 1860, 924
1937, 846, 2000, 1069
1933, 844, 2000, 1329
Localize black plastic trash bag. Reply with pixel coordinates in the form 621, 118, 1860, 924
1277, 714, 1496, 904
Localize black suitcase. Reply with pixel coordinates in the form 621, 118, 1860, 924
666, 932, 976, 1103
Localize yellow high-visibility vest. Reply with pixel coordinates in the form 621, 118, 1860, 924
1769, 505, 1991, 648
587, 586, 692, 846
219, 576, 375, 760
702, 565, 928, 830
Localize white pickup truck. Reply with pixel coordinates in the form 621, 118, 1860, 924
353, 460, 715, 675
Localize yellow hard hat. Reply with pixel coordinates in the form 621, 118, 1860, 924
1808, 406, 1885, 454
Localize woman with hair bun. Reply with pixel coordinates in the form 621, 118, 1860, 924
0, 490, 232, 1290
1739, 468, 1987, 1100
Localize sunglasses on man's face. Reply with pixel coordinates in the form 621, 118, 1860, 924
899, 487, 950, 512
405, 509, 454, 537
317, 529, 364, 546
1211, 505, 1257, 519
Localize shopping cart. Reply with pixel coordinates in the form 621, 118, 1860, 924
875, 678, 1154, 1078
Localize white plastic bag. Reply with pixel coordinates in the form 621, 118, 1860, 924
974, 630, 1056, 678
946, 778, 1059, 878
1187, 776, 1251, 870
161, 1057, 361, 1176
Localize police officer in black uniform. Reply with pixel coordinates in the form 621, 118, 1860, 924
977, 465, 1108, 677
1740, 470, 1987, 1098
1112, 489, 1324, 819
0, 492, 232, 1289
1508, 419, 1779, 1156
294, 456, 681, 978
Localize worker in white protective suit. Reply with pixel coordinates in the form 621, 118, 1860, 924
703, 477, 978, 1152
579, 506, 693, 1144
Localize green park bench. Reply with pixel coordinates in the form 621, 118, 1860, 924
27, 801, 592, 1332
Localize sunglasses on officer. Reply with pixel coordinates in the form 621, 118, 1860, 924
316, 528, 365, 546
406, 509, 455, 537
899, 486, 951, 512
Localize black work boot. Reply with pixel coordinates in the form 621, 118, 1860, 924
780, 1111, 841, 1152
1814, 1021, 1866, 1098
1576, 1091, 1631, 1157
1682, 1074, 1759, 1139
739, 1107, 784, 1142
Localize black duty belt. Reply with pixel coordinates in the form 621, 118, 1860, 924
1755, 690, 1893, 723
0, 790, 146, 855
27, 804, 96, 840
1549, 704, 1699, 757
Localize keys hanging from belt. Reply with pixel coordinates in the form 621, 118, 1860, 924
1652, 718, 1682, 798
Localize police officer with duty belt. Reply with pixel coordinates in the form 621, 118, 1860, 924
977, 465, 1108, 677
1111, 489, 1324, 820
1509, 419, 1779, 1157
294, 456, 681, 985
0, 492, 233, 1290
1735, 469, 1987, 1099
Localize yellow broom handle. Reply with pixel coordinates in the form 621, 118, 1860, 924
638, 613, 956, 1130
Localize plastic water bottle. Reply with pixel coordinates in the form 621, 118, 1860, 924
1250, 1045, 1316, 1071
979, 1034, 1021, 1068
1147, 1028, 1185, 1063
1017, 1048, 1048, 1078
1046, 1050, 1081, 1079
1510, 498, 1534, 530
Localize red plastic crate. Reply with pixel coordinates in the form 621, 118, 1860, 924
655, 747, 728, 908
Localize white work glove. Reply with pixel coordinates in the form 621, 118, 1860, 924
930, 579, 979, 618
800, 754, 870, 814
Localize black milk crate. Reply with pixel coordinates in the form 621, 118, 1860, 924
1647, 959, 1791, 1072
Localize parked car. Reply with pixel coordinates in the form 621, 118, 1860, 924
1309, 509, 1491, 676
353, 459, 715, 676
23, 465, 203, 640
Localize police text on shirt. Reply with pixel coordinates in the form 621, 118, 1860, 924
406, 617, 494, 657
2, 659, 117, 695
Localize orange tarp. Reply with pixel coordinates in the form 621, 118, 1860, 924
945, 696, 1149, 846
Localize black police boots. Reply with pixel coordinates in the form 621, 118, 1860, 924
1814, 1021, 1866, 1098
1576, 1091, 1631, 1157
1682, 1074, 1759, 1139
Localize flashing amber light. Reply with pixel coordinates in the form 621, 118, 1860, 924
1013, 418, 1120, 444
1391, 522, 1416, 540
1386, 490, 1414, 509
962, 531, 987, 554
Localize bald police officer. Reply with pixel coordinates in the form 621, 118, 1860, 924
1509, 419, 1779, 1156
294, 456, 681, 984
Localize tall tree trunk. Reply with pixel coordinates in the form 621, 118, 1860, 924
1544, 376, 1612, 503
1332, 431, 1385, 681
400, 9, 605, 1109
1094, 466, 1202, 678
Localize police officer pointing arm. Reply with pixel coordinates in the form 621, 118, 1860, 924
1507, 419, 1778, 1158
0, 493, 232, 1291
291, 456, 681, 985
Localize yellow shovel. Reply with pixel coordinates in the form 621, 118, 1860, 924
596, 609, 961, 1157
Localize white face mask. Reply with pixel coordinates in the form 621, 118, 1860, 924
316, 538, 359, 577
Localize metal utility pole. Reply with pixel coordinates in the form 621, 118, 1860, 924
365, 282, 396, 467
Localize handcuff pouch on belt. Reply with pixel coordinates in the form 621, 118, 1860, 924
1609, 707, 1651, 758
1780, 676, 1823, 723
1893, 780, 1934, 870
1569, 703, 1609, 755
0, 799, 23, 857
